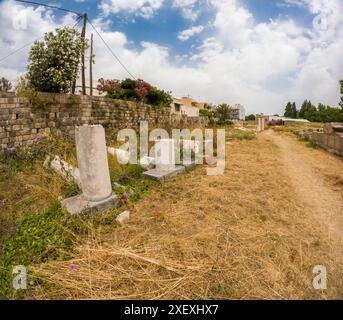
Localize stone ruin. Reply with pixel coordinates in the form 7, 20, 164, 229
55, 126, 202, 214
61, 125, 116, 215
256, 116, 266, 132
297, 123, 343, 157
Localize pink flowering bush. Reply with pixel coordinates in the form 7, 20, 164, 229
97, 78, 172, 107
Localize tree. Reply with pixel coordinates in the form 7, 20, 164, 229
284, 102, 292, 118
216, 103, 234, 124
27, 27, 88, 93
304, 104, 318, 122
245, 114, 256, 121
291, 102, 297, 118
298, 100, 314, 118
0, 77, 12, 92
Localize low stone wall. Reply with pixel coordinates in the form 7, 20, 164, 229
298, 123, 343, 157
0, 92, 208, 149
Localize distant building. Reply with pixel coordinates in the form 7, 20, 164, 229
268, 115, 310, 125
170, 97, 202, 117
231, 104, 246, 120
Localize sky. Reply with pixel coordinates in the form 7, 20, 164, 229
0, 0, 343, 115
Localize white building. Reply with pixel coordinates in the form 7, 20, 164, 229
232, 104, 246, 120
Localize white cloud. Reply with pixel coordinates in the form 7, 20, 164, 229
178, 25, 204, 41
99, 0, 164, 19
172, 0, 199, 21
0, 0, 77, 82
1, 0, 343, 115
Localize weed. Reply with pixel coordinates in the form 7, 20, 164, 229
228, 131, 256, 141
0, 202, 72, 299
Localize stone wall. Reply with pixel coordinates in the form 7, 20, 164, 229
298, 123, 343, 157
0, 92, 208, 149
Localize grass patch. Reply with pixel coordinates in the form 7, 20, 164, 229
0, 202, 72, 299
0, 133, 157, 299
305, 141, 318, 149
228, 131, 256, 141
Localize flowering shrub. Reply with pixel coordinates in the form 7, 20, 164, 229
0, 77, 12, 92
134, 79, 151, 102
97, 78, 172, 107
27, 27, 88, 93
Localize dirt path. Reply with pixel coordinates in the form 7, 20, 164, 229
262, 130, 343, 256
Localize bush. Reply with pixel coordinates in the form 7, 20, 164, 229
97, 78, 172, 107
27, 27, 88, 93
245, 114, 256, 121
0, 77, 12, 92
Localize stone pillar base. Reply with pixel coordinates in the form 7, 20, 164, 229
61, 192, 117, 215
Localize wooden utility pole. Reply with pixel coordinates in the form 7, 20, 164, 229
81, 13, 87, 95
89, 33, 93, 96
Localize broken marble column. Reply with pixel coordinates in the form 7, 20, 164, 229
107, 147, 130, 164
61, 125, 116, 214
45, 155, 82, 188
257, 117, 262, 132
155, 138, 176, 171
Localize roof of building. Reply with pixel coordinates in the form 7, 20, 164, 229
269, 116, 310, 123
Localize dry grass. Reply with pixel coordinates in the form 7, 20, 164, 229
29, 137, 343, 299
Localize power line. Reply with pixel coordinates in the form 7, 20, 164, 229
14, 0, 82, 16
3, 1, 136, 80
87, 18, 136, 80
0, 15, 82, 64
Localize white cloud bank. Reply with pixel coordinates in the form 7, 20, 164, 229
1, 0, 343, 115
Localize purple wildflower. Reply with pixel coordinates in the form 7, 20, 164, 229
120, 194, 128, 205
32, 257, 37, 264
70, 264, 78, 271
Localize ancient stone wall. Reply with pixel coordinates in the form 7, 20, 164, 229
0, 92, 208, 149
299, 123, 343, 157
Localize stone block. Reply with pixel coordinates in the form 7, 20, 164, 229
116, 210, 130, 225
139, 156, 155, 170
328, 135, 336, 149
183, 161, 196, 171
143, 166, 186, 182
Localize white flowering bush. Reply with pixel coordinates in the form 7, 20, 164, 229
27, 27, 88, 93
0, 77, 12, 92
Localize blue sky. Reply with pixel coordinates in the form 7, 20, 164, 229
1, 0, 342, 114
51, 0, 317, 59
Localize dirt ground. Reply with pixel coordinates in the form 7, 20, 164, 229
31, 130, 343, 299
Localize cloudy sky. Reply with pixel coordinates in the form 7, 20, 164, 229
0, 0, 343, 115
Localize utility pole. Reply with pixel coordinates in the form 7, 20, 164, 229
89, 33, 93, 96
81, 13, 87, 95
